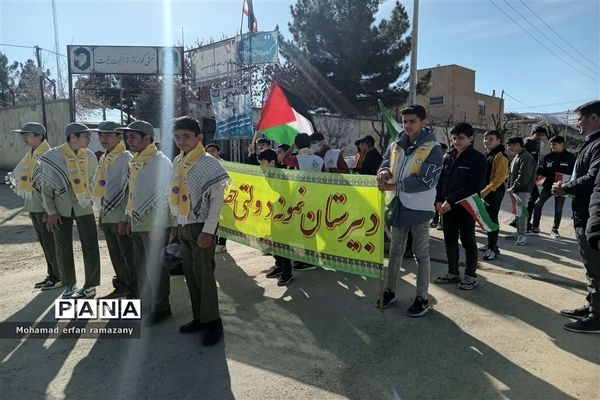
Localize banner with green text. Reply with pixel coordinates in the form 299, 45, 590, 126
217, 162, 384, 279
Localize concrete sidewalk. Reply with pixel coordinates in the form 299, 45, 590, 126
0, 182, 598, 400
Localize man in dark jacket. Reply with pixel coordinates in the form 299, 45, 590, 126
588, 171, 600, 251
531, 135, 576, 237
506, 136, 537, 246
524, 126, 547, 231
355, 135, 383, 175
434, 123, 486, 290
553, 100, 600, 334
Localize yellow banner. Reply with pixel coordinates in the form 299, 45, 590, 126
218, 161, 384, 278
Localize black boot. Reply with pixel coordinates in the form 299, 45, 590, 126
202, 318, 223, 346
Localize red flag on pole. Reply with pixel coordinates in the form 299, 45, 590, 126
242, 0, 258, 32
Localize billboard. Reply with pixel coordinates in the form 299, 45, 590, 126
210, 84, 253, 139
67, 46, 183, 75
236, 31, 279, 65
190, 38, 238, 86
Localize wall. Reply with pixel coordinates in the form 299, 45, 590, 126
0, 100, 70, 169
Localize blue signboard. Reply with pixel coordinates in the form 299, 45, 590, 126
236, 31, 279, 65
210, 84, 254, 139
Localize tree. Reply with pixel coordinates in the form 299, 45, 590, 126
287, 0, 412, 114
14, 59, 54, 105
0, 52, 19, 107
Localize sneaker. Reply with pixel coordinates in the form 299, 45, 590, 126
482, 249, 497, 261
265, 266, 283, 278
293, 262, 317, 271
563, 316, 600, 334
551, 229, 561, 239
515, 235, 527, 246
560, 305, 590, 321
99, 290, 129, 299
406, 296, 430, 317
504, 233, 517, 240
430, 221, 438, 228
202, 319, 224, 346
71, 287, 96, 299
375, 288, 397, 309
277, 274, 294, 286
434, 272, 460, 284
143, 308, 172, 326
34, 276, 52, 289
40, 278, 63, 290
62, 285, 78, 299
526, 227, 540, 235
458, 275, 478, 290
179, 319, 208, 333
215, 244, 227, 254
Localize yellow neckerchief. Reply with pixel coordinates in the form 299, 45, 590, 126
92, 141, 126, 199
126, 143, 158, 214
58, 142, 90, 200
169, 143, 206, 219
389, 141, 435, 180
16, 140, 50, 194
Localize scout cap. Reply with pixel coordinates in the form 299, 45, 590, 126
118, 120, 155, 139
90, 121, 122, 133
65, 122, 90, 139
12, 122, 46, 137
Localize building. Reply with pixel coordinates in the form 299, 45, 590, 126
416, 64, 504, 132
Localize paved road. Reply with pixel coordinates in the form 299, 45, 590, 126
0, 182, 598, 400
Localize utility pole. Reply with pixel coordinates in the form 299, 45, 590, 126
408, 0, 419, 105
35, 46, 48, 129
51, 0, 63, 96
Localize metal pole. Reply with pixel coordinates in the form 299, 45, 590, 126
408, 0, 419, 105
35, 46, 48, 128
51, 0, 63, 96
66, 46, 75, 121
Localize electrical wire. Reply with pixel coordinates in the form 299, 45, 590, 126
488, 0, 599, 84
503, 0, 598, 76
519, 0, 599, 69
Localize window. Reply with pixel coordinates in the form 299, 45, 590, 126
478, 100, 486, 114
429, 96, 444, 106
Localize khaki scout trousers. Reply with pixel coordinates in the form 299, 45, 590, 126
178, 223, 220, 323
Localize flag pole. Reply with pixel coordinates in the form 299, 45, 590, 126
240, 0, 245, 35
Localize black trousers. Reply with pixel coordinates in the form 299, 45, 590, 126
442, 206, 478, 277
484, 190, 505, 251
575, 227, 600, 319
527, 186, 540, 225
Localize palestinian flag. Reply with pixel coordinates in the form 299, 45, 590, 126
256, 82, 316, 145
457, 194, 499, 232
510, 192, 528, 219
378, 99, 402, 141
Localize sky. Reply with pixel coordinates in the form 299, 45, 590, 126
0, 0, 598, 114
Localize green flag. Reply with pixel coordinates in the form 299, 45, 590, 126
378, 99, 402, 141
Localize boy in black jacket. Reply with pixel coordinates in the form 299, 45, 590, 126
553, 100, 600, 334
531, 135, 575, 237
434, 123, 486, 290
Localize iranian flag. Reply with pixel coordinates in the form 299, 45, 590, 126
378, 99, 401, 141
510, 192, 528, 218
256, 82, 316, 145
457, 194, 499, 232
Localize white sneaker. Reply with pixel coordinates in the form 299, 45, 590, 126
551, 229, 561, 239
515, 235, 527, 246
62, 285, 78, 299
71, 287, 96, 299
458, 275, 478, 290
215, 244, 227, 254
482, 249, 497, 260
